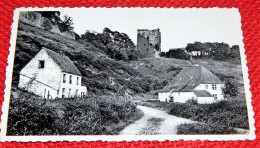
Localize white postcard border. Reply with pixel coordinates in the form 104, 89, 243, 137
0, 7, 256, 142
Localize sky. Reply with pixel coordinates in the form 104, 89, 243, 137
60, 8, 243, 52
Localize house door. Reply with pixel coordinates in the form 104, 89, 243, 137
169, 96, 174, 102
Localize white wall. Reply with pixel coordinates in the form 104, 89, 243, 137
18, 49, 62, 99
158, 91, 197, 103
172, 92, 197, 103
197, 97, 215, 104
158, 92, 170, 102
58, 72, 87, 98
194, 84, 224, 101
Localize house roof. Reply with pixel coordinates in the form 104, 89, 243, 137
43, 48, 82, 76
193, 90, 213, 97
162, 65, 222, 92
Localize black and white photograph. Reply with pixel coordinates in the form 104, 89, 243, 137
0, 8, 255, 141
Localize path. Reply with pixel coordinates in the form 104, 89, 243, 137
119, 105, 194, 135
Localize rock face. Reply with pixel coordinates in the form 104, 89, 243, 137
137, 29, 161, 58
19, 11, 75, 39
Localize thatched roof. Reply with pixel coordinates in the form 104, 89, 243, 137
193, 90, 213, 97
43, 48, 82, 76
162, 65, 222, 92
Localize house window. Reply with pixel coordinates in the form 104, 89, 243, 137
205, 85, 208, 90
62, 88, 65, 98
77, 77, 79, 85
169, 96, 174, 102
47, 90, 50, 99
144, 44, 146, 46
75, 89, 78, 97
38, 60, 45, 69
213, 94, 217, 100
81, 92, 85, 98
68, 88, 71, 98
147, 49, 148, 51
63, 74, 66, 83
212, 84, 217, 90
150, 43, 152, 46
69, 75, 72, 84
44, 89, 46, 98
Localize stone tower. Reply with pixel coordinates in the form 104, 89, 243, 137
137, 29, 161, 58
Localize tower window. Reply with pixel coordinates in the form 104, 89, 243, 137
38, 60, 45, 69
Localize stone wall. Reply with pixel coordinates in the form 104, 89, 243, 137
19, 11, 75, 39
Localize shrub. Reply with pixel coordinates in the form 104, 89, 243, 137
141, 98, 249, 130
7, 89, 143, 135
177, 123, 238, 134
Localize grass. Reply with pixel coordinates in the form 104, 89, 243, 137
139, 118, 164, 135
177, 123, 238, 134
127, 57, 191, 91
7, 88, 143, 135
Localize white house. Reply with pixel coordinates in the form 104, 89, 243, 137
158, 65, 224, 104
18, 47, 87, 99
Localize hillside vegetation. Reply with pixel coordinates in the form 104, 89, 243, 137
8, 89, 143, 135
14, 22, 155, 95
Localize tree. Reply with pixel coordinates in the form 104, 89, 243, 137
211, 42, 230, 60
58, 15, 74, 32
229, 45, 240, 59
222, 79, 238, 98
38, 11, 61, 24
160, 48, 190, 60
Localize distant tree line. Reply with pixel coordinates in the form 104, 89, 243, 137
160, 42, 240, 61
79, 28, 140, 61
160, 48, 190, 60
186, 42, 240, 60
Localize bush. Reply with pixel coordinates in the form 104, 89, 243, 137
177, 123, 238, 134
141, 98, 249, 130
7, 89, 143, 135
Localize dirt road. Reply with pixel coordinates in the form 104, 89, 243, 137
119, 105, 194, 135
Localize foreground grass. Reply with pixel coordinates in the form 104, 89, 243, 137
7, 89, 143, 135
139, 118, 164, 135
177, 123, 237, 134
139, 97, 249, 134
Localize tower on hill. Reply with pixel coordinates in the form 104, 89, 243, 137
137, 29, 161, 58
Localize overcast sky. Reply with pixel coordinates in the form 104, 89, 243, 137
60, 8, 243, 52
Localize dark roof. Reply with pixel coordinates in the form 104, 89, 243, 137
43, 48, 82, 76
193, 90, 212, 97
162, 65, 222, 92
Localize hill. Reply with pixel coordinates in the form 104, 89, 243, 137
127, 58, 192, 90
13, 22, 152, 95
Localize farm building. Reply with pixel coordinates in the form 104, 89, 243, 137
158, 65, 224, 104
18, 47, 87, 99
